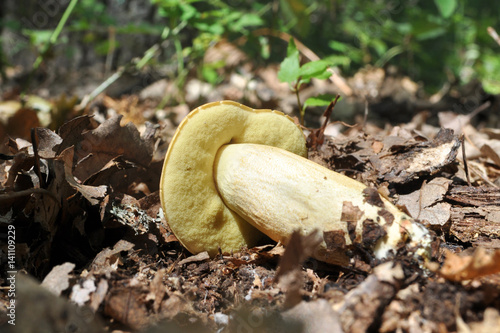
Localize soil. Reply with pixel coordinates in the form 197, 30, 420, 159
1, 61, 500, 333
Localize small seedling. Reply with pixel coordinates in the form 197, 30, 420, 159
278, 38, 338, 125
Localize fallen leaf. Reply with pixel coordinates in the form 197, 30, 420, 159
178, 251, 210, 266
429, 248, 500, 281
91, 239, 135, 274
372, 140, 384, 154
35, 127, 62, 159
74, 115, 155, 181
57, 146, 107, 205
41, 262, 75, 296
147, 269, 167, 313
397, 177, 452, 226
104, 289, 149, 330
338, 262, 405, 333
480, 142, 500, 167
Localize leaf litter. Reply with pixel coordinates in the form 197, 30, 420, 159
1, 87, 500, 332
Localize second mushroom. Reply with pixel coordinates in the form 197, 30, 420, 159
160, 101, 431, 265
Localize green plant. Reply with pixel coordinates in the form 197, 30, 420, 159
150, 0, 266, 103
31, 0, 79, 70
278, 38, 337, 125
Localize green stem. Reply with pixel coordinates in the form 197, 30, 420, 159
33, 0, 79, 70
174, 38, 184, 77
293, 82, 304, 125
78, 43, 161, 110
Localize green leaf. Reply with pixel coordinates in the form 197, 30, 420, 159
482, 79, 500, 95
303, 94, 338, 111
299, 60, 330, 81
286, 37, 298, 57
322, 55, 351, 68
278, 38, 300, 84
232, 14, 263, 32
328, 40, 349, 53
434, 0, 457, 18
415, 27, 447, 41
179, 3, 198, 21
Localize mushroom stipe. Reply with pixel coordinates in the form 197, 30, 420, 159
160, 101, 432, 265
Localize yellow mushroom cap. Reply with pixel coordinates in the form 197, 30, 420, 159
160, 101, 307, 256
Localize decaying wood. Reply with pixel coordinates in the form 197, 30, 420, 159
447, 186, 500, 247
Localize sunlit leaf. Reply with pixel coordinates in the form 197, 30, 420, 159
278, 38, 300, 84
299, 60, 330, 81
304, 94, 338, 111
434, 0, 457, 18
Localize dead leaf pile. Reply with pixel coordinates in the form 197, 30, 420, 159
1, 87, 500, 333
0, 114, 164, 277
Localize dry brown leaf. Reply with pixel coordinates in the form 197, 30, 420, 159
41, 262, 75, 296
397, 177, 452, 226
148, 269, 167, 313
57, 146, 107, 205
372, 140, 384, 153
35, 127, 63, 159
480, 142, 500, 166
56, 115, 94, 155
6, 107, 41, 139
338, 262, 405, 333
429, 248, 500, 281
74, 115, 155, 181
178, 251, 210, 266
104, 289, 149, 330
91, 239, 135, 274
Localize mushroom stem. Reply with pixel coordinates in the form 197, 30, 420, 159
214, 143, 432, 265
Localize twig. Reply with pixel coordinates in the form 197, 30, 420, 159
0, 188, 60, 206
306, 95, 341, 148
460, 135, 471, 187
31, 128, 45, 188
466, 101, 491, 122
293, 82, 304, 125
417, 179, 427, 220
487, 27, 500, 47
362, 98, 369, 129
33, 0, 79, 70
469, 163, 498, 188
0, 154, 15, 160
316, 95, 341, 145
76, 44, 161, 111
105, 26, 117, 77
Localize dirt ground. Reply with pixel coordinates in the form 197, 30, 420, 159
1, 62, 500, 333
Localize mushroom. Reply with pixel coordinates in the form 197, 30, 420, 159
160, 101, 431, 265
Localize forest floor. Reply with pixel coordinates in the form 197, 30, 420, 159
1, 55, 500, 333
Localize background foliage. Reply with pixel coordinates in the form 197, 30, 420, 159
1, 0, 499, 94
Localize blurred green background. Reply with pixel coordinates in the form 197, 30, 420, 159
1, 0, 499, 94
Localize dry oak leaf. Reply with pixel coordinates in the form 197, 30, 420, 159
74, 114, 155, 181
428, 248, 500, 282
